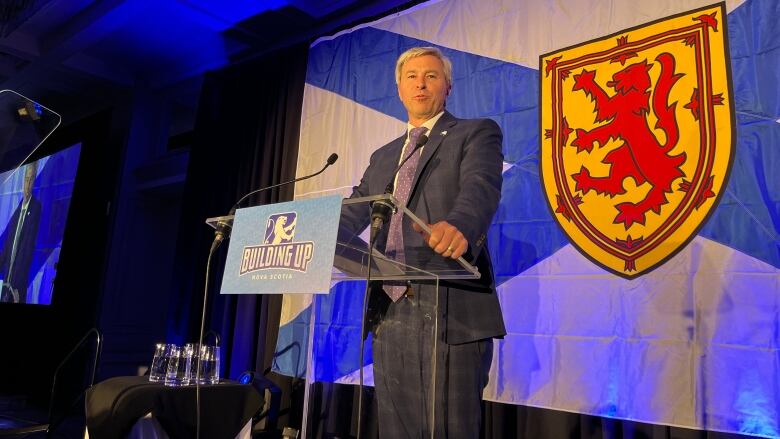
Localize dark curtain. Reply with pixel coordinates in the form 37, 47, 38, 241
303, 383, 749, 439
168, 42, 308, 424
166, 41, 751, 439
482, 403, 748, 439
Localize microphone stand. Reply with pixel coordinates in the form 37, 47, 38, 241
195, 153, 338, 439
357, 134, 428, 438
210, 153, 339, 251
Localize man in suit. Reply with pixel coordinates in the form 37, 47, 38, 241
343, 47, 505, 438
0, 162, 41, 303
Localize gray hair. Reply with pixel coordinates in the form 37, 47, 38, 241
395, 47, 453, 86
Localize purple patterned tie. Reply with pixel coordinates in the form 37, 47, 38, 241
384, 126, 428, 301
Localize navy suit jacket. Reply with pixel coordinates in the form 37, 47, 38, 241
344, 111, 507, 344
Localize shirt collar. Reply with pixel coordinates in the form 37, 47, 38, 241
406, 111, 444, 139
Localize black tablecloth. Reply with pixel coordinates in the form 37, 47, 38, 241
85, 376, 262, 439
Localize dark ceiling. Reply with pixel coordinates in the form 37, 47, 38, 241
0, 0, 414, 122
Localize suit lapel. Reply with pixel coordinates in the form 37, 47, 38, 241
411, 111, 458, 192
376, 134, 407, 193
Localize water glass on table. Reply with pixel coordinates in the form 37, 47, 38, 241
149, 343, 176, 383
197, 345, 221, 385
182, 343, 200, 385
164, 345, 187, 386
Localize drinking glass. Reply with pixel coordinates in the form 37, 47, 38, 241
197, 345, 221, 385
164, 345, 186, 386
183, 343, 200, 385
149, 343, 175, 383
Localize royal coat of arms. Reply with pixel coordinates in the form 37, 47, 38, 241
540, 3, 734, 277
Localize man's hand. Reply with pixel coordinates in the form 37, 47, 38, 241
412, 220, 468, 259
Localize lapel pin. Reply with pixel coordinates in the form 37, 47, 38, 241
440, 130, 448, 136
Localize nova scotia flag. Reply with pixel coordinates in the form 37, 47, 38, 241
273, 0, 780, 436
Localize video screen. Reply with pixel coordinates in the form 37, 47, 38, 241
0, 143, 81, 304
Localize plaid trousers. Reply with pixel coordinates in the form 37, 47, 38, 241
372, 285, 493, 438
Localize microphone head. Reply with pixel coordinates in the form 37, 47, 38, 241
417, 134, 429, 146
327, 153, 339, 165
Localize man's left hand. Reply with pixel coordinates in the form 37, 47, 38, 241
412, 220, 468, 259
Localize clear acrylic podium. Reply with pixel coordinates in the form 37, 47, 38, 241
311, 194, 480, 438
208, 194, 482, 438
333, 194, 481, 280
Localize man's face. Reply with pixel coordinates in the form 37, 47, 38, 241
23, 167, 35, 199
397, 54, 450, 126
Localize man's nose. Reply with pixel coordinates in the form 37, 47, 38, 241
415, 77, 426, 89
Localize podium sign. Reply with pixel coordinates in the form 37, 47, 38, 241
220, 195, 342, 295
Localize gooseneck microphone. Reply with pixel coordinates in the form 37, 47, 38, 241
369, 134, 428, 243
211, 153, 339, 251
196, 152, 338, 439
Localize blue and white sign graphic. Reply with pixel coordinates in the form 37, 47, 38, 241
221, 195, 342, 294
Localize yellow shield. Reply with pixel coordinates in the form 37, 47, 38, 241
539, 4, 734, 278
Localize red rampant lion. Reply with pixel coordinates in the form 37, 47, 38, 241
570, 53, 686, 229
